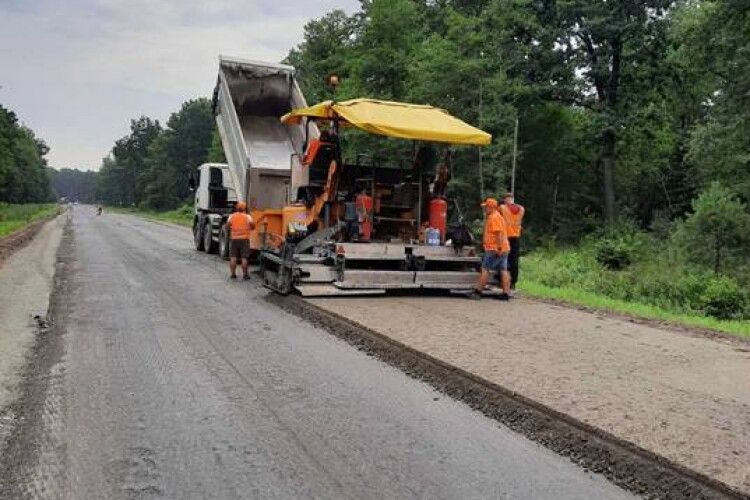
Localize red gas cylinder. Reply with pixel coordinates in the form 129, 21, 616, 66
428, 197, 448, 243
356, 193, 373, 241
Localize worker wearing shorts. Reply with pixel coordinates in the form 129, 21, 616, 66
227, 201, 254, 280
470, 198, 511, 300
482, 250, 508, 274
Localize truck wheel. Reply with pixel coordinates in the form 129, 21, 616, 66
218, 226, 230, 260
193, 223, 205, 251
204, 224, 218, 254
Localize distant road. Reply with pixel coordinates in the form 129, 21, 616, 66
5, 206, 631, 499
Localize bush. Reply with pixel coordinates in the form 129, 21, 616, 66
594, 237, 633, 270
671, 183, 750, 274
521, 248, 595, 289
698, 275, 749, 320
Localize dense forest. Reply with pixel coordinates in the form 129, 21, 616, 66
2, 0, 748, 320
286, 0, 749, 237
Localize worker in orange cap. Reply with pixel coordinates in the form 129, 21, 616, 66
469, 197, 511, 300
499, 192, 525, 291
226, 201, 255, 280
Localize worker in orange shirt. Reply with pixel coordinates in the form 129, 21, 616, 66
470, 198, 511, 301
226, 201, 255, 280
499, 192, 525, 290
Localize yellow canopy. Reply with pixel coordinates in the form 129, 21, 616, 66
281, 98, 491, 146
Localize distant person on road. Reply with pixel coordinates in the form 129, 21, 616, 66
227, 201, 255, 280
499, 192, 524, 291
470, 198, 510, 301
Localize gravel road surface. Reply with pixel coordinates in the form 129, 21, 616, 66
2, 206, 632, 499
310, 289, 750, 493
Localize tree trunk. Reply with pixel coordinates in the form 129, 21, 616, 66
714, 230, 721, 274
600, 128, 616, 223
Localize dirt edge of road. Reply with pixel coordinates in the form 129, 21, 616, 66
525, 294, 750, 346
0, 212, 61, 267
267, 293, 745, 500
0, 217, 71, 497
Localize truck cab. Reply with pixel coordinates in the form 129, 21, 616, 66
191, 163, 236, 255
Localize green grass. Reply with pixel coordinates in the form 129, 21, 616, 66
518, 279, 750, 339
0, 203, 60, 237
110, 205, 193, 227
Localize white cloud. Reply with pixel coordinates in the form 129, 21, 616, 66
0, 0, 359, 170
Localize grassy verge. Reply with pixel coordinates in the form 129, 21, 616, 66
518, 280, 750, 339
109, 205, 192, 227
0, 203, 60, 237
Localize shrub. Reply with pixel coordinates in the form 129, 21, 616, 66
698, 275, 749, 320
594, 237, 633, 270
672, 183, 750, 274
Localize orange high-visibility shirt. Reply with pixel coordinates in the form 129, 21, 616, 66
303, 139, 332, 166
483, 210, 510, 253
500, 203, 525, 237
227, 213, 254, 240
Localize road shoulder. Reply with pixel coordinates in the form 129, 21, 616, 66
0, 214, 65, 453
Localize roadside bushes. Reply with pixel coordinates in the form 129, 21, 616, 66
697, 275, 748, 320
521, 227, 750, 320
0, 203, 58, 237
671, 183, 750, 274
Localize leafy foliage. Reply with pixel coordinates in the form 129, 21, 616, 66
0, 104, 52, 203
672, 183, 750, 274
698, 275, 748, 320
96, 99, 214, 210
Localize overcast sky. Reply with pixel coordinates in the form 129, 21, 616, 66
0, 0, 359, 170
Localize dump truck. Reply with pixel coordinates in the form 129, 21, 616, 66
191, 56, 312, 258
193, 56, 492, 296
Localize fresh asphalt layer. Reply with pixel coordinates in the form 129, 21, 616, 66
2, 206, 633, 499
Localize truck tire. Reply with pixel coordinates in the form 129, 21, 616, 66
204, 223, 218, 254
193, 222, 205, 252
218, 226, 230, 260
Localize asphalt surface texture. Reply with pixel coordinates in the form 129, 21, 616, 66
1, 206, 633, 499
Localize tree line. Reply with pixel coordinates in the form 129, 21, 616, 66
287, 0, 749, 243
5, 0, 748, 247
0, 104, 53, 203
0, 98, 223, 209
96, 99, 224, 210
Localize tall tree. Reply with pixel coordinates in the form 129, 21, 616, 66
285, 10, 360, 104
0, 104, 52, 203
97, 116, 161, 205
548, 0, 673, 222
679, 0, 750, 198
141, 99, 214, 210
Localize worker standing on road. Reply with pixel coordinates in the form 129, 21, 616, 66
499, 192, 524, 291
470, 198, 511, 301
227, 201, 255, 280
